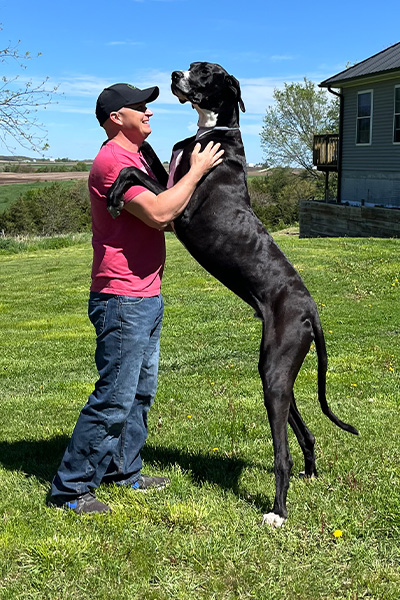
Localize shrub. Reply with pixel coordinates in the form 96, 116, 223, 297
71, 161, 89, 171
3, 163, 35, 173
248, 167, 318, 230
0, 181, 91, 236
35, 165, 70, 173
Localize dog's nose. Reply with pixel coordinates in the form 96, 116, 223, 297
172, 71, 184, 82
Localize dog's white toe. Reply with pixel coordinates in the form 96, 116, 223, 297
262, 512, 286, 528
299, 471, 317, 479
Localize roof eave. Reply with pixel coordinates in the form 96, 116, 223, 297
320, 67, 400, 89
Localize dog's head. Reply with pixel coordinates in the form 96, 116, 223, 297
171, 62, 245, 123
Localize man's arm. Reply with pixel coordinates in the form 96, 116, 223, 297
124, 141, 223, 229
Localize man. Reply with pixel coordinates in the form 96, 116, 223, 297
49, 83, 223, 514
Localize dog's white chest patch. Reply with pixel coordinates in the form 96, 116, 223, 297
195, 106, 218, 128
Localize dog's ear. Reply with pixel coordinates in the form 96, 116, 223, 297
226, 74, 246, 112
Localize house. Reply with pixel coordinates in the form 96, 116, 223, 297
301, 42, 400, 237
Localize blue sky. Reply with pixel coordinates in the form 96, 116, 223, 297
1, 0, 399, 164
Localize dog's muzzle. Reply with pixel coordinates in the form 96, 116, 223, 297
172, 71, 184, 84
171, 71, 192, 103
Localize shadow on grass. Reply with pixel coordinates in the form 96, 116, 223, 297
0, 435, 69, 483
143, 444, 274, 513
0, 437, 274, 512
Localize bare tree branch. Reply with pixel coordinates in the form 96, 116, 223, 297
0, 25, 57, 153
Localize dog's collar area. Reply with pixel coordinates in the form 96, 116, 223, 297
196, 126, 240, 139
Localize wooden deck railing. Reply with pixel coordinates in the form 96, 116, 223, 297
313, 134, 339, 170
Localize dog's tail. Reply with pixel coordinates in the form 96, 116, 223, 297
313, 314, 359, 435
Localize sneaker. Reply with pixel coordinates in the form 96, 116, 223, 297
131, 474, 170, 491
49, 492, 111, 514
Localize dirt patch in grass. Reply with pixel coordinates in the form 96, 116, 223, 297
0, 172, 89, 185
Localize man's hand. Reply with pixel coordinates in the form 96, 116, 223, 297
189, 141, 224, 178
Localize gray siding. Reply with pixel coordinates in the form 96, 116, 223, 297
342, 79, 400, 171
340, 78, 400, 205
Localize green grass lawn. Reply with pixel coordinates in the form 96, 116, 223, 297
0, 232, 399, 599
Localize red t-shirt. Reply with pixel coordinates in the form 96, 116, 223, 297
88, 140, 165, 297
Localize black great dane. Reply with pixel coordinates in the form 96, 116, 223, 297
107, 62, 358, 527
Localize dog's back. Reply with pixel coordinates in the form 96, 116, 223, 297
168, 129, 310, 315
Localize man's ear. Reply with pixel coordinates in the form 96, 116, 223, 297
109, 111, 122, 125
226, 75, 246, 113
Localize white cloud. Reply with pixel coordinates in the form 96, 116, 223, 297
9, 73, 111, 98
239, 77, 287, 115
57, 70, 179, 105
56, 75, 112, 97
240, 121, 263, 136
270, 55, 296, 62
106, 41, 144, 46
40, 104, 93, 115
239, 73, 330, 115
132, 0, 186, 2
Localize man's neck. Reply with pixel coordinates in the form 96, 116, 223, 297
108, 131, 144, 153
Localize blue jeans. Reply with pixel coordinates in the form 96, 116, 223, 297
51, 292, 164, 499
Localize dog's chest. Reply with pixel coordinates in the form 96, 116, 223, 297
167, 129, 217, 188
167, 147, 184, 188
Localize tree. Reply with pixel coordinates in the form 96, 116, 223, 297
260, 77, 339, 176
0, 26, 57, 153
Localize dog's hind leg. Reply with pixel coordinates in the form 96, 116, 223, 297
288, 395, 318, 478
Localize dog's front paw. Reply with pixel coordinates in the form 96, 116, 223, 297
107, 202, 124, 219
261, 512, 286, 528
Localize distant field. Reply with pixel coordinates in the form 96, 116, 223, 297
247, 168, 268, 178
0, 180, 82, 214
0, 171, 89, 185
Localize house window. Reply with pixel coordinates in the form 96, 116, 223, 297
356, 90, 373, 144
394, 86, 400, 143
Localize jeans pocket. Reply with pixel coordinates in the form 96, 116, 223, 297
119, 296, 145, 305
88, 296, 110, 337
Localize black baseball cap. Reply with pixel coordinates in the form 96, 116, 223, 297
95, 83, 159, 126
